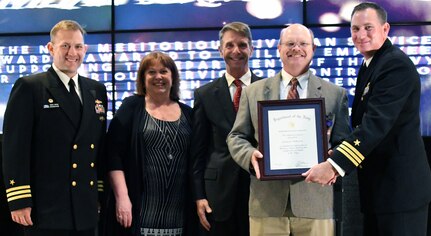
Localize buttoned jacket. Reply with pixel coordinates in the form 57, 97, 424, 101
227, 72, 350, 218
2, 67, 107, 230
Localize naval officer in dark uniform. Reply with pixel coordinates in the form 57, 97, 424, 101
303, 2, 431, 235
2, 20, 107, 236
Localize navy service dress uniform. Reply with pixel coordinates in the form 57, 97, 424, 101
2, 67, 107, 231
330, 39, 431, 222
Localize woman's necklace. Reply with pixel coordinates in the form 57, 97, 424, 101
148, 114, 181, 160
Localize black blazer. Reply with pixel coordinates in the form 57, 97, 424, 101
2, 67, 107, 230
191, 73, 261, 221
100, 95, 196, 236
331, 39, 431, 214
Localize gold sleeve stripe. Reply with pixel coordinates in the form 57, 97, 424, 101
337, 147, 360, 166
7, 194, 32, 202
6, 185, 31, 193
7, 189, 31, 198
98, 181, 104, 192
342, 141, 365, 161
338, 144, 362, 164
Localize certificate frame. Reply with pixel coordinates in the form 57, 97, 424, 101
257, 98, 328, 180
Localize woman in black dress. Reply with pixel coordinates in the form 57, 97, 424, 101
101, 52, 196, 236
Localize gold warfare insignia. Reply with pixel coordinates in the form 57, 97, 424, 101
361, 83, 370, 101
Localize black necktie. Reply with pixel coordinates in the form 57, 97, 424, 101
356, 62, 368, 94
68, 79, 82, 118
359, 62, 367, 78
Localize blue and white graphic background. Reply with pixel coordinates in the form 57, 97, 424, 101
0, 0, 430, 136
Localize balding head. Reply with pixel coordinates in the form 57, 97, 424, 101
279, 24, 314, 47
277, 24, 316, 76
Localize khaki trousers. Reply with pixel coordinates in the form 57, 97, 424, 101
250, 216, 334, 236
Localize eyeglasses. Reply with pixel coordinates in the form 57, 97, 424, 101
281, 42, 311, 48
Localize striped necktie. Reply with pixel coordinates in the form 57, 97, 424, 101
287, 77, 299, 99
233, 79, 242, 112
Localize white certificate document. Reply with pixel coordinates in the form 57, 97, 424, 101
267, 108, 318, 170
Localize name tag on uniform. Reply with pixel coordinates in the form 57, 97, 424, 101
43, 104, 60, 109
43, 98, 60, 109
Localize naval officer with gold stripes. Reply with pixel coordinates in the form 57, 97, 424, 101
2, 20, 107, 236
303, 2, 431, 236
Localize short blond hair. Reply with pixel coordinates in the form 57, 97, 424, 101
50, 20, 86, 42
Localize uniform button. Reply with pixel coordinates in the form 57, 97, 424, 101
73, 144, 78, 150
90, 144, 95, 149
72, 163, 78, 168
72, 181, 77, 186
90, 162, 95, 168
90, 181, 94, 186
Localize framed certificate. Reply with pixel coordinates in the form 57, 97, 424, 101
257, 98, 328, 180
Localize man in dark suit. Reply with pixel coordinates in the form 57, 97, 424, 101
2, 20, 107, 236
191, 22, 261, 236
304, 2, 431, 235
227, 24, 350, 236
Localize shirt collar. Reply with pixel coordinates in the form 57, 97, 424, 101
52, 64, 79, 90
226, 70, 252, 87
281, 69, 309, 88
364, 56, 373, 67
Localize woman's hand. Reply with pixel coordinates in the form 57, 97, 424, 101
116, 195, 133, 228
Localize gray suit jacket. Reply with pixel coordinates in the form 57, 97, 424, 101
227, 71, 350, 219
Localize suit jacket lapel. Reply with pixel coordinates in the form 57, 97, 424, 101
263, 71, 323, 100
264, 72, 281, 100
45, 67, 81, 128
352, 39, 392, 119
352, 63, 368, 112
213, 75, 237, 125
75, 76, 97, 139
307, 74, 323, 99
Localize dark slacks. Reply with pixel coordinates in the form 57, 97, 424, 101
202, 170, 250, 236
363, 204, 429, 236
23, 227, 95, 236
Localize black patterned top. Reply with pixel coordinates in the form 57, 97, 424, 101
137, 110, 191, 235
